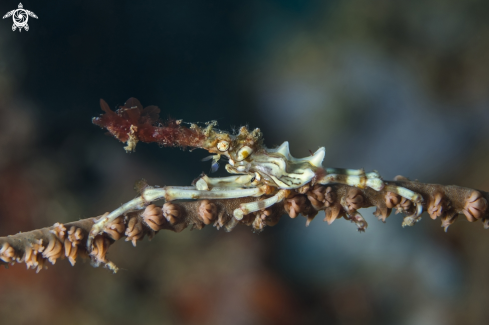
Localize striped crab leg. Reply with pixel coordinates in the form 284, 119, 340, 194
194, 174, 254, 190
383, 184, 424, 226
317, 172, 385, 191
317, 171, 424, 223
233, 189, 290, 220
87, 185, 266, 250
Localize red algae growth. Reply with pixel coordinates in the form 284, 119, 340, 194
93, 98, 206, 151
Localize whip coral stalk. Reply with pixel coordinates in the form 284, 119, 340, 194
1, 98, 488, 273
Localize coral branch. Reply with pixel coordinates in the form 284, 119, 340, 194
1, 179, 488, 273
93, 98, 207, 152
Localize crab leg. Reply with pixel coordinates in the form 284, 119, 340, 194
325, 168, 381, 180
340, 196, 369, 231
326, 168, 365, 176
317, 174, 385, 191
317, 174, 424, 216
233, 189, 289, 220
195, 174, 253, 190
88, 185, 266, 249
383, 184, 424, 219
346, 210, 368, 232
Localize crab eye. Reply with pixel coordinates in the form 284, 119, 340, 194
254, 172, 261, 181
236, 146, 253, 161
217, 140, 229, 152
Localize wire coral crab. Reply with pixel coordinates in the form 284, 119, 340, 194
2, 97, 489, 272
87, 98, 425, 249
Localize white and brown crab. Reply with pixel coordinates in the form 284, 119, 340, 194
88, 98, 423, 249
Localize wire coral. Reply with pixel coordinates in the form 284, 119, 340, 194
1, 98, 489, 273
1, 181, 488, 273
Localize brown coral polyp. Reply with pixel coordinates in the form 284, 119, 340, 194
24, 239, 46, 273
50, 222, 67, 241
64, 239, 79, 266
396, 197, 414, 214
307, 185, 335, 209
0, 243, 16, 263
90, 236, 111, 266
324, 203, 344, 225
252, 210, 269, 231
198, 200, 217, 225
427, 192, 446, 220
162, 202, 181, 225
462, 191, 487, 222
385, 192, 401, 209
141, 204, 166, 231
42, 236, 64, 264
125, 214, 144, 246
284, 195, 307, 219
68, 226, 84, 246
104, 216, 126, 240
440, 213, 458, 232
344, 188, 364, 212
65, 226, 85, 266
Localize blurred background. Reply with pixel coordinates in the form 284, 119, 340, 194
0, 0, 489, 324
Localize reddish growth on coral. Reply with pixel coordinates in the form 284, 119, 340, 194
92, 98, 206, 150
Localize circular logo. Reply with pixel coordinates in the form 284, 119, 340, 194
2, 3, 38, 32
13, 9, 28, 28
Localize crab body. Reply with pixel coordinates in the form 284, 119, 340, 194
223, 144, 323, 190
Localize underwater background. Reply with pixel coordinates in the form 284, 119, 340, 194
1, 1, 489, 324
